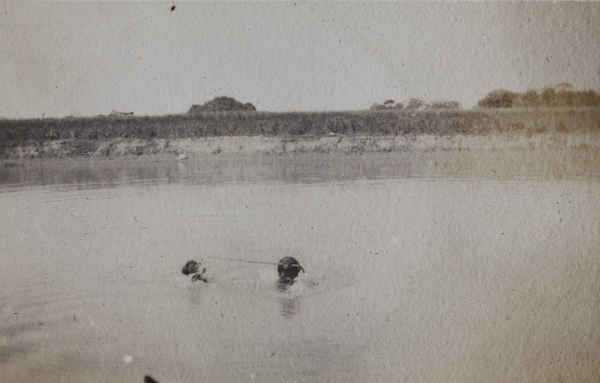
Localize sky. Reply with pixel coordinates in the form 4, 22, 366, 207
1, 1, 599, 119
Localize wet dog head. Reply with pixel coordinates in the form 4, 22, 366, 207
182, 260, 207, 283
181, 260, 200, 276
277, 256, 305, 285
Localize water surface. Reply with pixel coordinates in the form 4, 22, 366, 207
1, 153, 599, 382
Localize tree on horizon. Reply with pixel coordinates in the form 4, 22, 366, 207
188, 97, 256, 113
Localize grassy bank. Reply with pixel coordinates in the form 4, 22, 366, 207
1, 108, 599, 158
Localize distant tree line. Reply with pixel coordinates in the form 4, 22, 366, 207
478, 84, 600, 108
370, 98, 461, 111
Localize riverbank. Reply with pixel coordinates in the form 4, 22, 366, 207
2, 130, 599, 160
1, 108, 599, 159
1, 131, 599, 190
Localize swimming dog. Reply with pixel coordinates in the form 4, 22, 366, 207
277, 256, 305, 285
181, 260, 207, 283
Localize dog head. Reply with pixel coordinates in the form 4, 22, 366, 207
277, 256, 305, 285
181, 260, 200, 276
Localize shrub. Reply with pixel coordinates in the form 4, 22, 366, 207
480, 85, 600, 108
406, 98, 426, 110
188, 97, 256, 114
478, 89, 518, 108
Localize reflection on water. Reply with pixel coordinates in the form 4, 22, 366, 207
279, 296, 300, 319
2, 147, 597, 192
1, 154, 418, 191
277, 283, 302, 318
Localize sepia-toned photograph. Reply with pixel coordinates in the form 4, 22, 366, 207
1, 2, 599, 382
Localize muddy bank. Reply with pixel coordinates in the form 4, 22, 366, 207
2, 131, 599, 159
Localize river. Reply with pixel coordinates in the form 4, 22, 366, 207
1, 152, 599, 382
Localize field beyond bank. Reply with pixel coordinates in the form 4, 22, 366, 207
1, 108, 599, 159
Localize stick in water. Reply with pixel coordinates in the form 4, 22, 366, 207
207, 257, 300, 267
